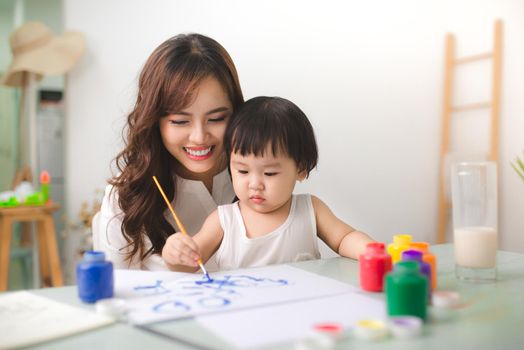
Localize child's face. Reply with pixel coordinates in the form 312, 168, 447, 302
230, 147, 306, 214
159, 76, 232, 177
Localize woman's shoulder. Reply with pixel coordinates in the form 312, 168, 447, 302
100, 184, 123, 218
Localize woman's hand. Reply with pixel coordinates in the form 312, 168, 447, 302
162, 232, 201, 270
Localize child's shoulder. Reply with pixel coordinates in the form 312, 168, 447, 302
303, 194, 330, 213
216, 200, 240, 221
217, 200, 239, 210
293, 193, 314, 200
294, 194, 323, 214
294, 193, 318, 204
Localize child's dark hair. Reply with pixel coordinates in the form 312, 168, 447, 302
225, 96, 318, 177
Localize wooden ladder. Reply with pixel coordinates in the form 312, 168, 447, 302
436, 20, 503, 243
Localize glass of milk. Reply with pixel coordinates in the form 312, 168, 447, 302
451, 161, 497, 281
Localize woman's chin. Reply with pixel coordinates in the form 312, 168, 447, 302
176, 160, 217, 178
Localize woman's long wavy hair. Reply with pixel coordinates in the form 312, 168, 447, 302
109, 34, 244, 263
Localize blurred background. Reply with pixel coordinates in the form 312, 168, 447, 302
1, 0, 523, 289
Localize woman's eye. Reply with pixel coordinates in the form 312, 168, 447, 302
169, 120, 188, 125
237, 170, 248, 174
264, 172, 278, 177
209, 116, 226, 123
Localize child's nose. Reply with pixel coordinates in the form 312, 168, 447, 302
248, 176, 264, 190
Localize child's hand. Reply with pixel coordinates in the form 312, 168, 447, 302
162, 232, 201, 268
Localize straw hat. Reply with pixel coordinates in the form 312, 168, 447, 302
0, 21, 86, 87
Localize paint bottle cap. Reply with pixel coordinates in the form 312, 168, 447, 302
365, 242, 386, 253
95, 298, 127, 319
431, 291, 460, 308
313, 323, 344, 340
388, 316, 423, 339
393, 234, 412, 245
410, 242, 429, 253
83, 250, 107, 263
353, 319, 389, 341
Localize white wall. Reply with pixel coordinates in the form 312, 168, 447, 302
64, 0, 524, 252
25, 0, 65, 90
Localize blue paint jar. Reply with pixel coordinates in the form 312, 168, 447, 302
76, 251, 114, 303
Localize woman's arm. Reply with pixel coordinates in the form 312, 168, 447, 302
312, 195, 375, 259
162, 210, 224, 272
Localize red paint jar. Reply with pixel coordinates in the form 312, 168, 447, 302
359, 242, 392, 292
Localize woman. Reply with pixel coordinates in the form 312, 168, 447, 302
96, 33, 244, 270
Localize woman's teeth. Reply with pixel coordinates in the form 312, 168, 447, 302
184, 147, 212, 156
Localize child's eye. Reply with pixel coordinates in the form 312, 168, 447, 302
237, 170, 248, 174
264, 172, 278, 177
169, 120, 188, 125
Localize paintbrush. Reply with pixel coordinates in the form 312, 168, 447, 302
152, 175, 211, 281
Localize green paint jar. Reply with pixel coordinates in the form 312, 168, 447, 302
385, 260, 428, 321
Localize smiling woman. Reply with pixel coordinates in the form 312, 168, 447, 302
159, 76, 233, 190
95, 33, 244, 271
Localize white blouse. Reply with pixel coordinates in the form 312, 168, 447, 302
95, 168, 235, 270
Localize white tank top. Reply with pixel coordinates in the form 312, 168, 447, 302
213, 194, 321, 270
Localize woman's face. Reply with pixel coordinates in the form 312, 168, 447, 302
159, 76, 233, 179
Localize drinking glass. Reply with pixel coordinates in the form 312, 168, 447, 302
451, 161, 497, 281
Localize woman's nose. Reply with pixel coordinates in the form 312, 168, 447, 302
188, 122, 208, 144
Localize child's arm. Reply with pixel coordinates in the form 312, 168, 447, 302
162, 210, 224, 272
312, 195, 375, 259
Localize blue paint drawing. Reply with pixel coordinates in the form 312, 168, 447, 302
153, 300, 190, 314
147, 274, 289, 314
196, 275, 289, 288
198, 296, 231, 308
171, 284, 206, 297
133, 280, 170, 296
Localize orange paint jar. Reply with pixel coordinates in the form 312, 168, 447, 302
410, 242, 437, 290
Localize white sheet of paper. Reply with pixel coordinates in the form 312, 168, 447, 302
114, 265, 354, 325
0, 291, 115, 349
196, 292, 386, 349
114, 269, 190, 298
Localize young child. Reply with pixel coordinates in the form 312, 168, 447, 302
162, 96, 375, 272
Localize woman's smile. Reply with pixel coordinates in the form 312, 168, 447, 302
184, 146, 215, 160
